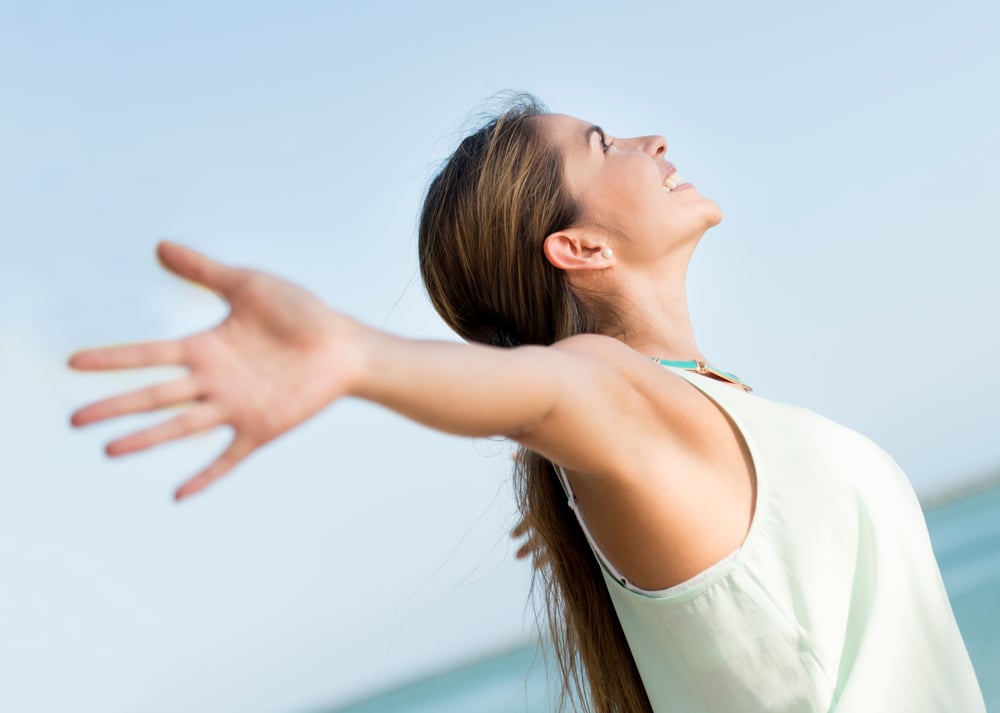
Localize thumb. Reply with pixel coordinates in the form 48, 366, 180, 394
156, 240, 241, 296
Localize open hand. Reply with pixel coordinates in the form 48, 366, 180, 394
68, 241, 359, 501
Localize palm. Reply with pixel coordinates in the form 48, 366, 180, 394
69, 241, 352, 501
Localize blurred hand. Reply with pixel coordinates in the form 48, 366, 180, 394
68, 241, 359, 501
512, 518, 548, 571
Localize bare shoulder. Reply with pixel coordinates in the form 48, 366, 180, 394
549, 332, 634, 357
548, 333, 717, 432
548, 333, 656, 370
549, 334, 688, 391
543, 335, 757, 591
516, 334, 715, 485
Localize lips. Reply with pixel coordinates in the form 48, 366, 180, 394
662, 164, 688, 192
663, 172, 687, 190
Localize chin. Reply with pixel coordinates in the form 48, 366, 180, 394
697, 198, 723, 229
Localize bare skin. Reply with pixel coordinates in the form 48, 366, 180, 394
69, 116, 757, 591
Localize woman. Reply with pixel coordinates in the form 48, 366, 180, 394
68, 95, 986, 712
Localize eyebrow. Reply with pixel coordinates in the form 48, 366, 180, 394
584, 124, 605, 151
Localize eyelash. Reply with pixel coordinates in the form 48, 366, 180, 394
601, 134, 614, 153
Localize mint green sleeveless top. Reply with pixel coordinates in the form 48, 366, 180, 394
556, 365, 986, 712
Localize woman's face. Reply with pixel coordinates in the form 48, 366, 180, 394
536, 113, 722, 264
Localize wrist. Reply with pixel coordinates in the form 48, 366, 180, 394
320, 311, 391, 402
309, 308, 373, 404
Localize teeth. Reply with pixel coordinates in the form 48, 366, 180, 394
663, 172, 685, 191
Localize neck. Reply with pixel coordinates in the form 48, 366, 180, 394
613, 249, 707, 363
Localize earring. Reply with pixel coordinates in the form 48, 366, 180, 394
601, 248, 613, 259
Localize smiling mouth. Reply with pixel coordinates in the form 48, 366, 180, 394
663, 172, 686, 192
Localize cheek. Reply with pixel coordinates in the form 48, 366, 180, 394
603, 173, 661, 228
579, 162, 667, 233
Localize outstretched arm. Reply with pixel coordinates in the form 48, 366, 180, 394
69, 241, 690, 502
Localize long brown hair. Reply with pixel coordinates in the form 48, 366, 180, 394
418, 94, 653, 713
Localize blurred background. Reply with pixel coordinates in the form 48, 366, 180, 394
1, 0, 997, 710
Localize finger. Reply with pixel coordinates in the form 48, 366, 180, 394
156, 240, 241, 297
511, 520, 529, 538
174, 436, 255, 501
516, 543, 550, 570
523, 538, 543, 556
71, 377, 200, 427
105, 403, 222, 457
68, 339, 187, 372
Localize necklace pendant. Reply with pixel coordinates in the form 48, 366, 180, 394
698, 361, 753, 393
653, 357, 753, 393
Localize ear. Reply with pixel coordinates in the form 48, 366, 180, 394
543, 228, 613, 272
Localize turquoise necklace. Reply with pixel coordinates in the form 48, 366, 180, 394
653, 358, 753, 393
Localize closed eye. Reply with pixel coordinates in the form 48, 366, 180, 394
586, 125, 615, 155
598, 129, 614, 154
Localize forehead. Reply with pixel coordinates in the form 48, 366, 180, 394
535, 113, 595, 151
533, 114, 603, 202
534, 114, 600, 193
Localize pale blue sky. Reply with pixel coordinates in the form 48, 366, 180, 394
2, 1, 998, 711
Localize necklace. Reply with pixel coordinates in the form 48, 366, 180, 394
653, 358, 753, 393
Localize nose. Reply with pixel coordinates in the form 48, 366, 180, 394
642, 134, 668, 159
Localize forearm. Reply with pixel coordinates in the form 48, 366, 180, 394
346, 323, 560, 439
